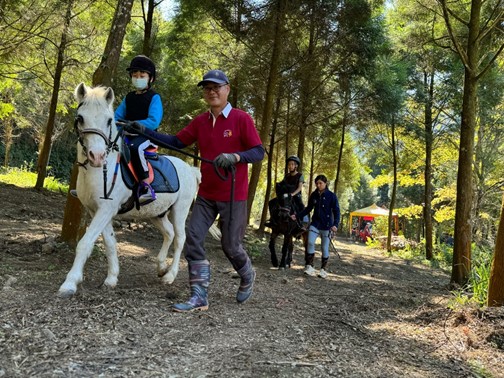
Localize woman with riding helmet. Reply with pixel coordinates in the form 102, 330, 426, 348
266, 155, 306, 228
115, 55, 163, 204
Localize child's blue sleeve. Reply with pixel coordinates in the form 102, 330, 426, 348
138, 94, 163, 131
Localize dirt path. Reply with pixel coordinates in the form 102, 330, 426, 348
0, 184, 503, 377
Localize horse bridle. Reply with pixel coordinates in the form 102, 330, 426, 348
73, 110, 121, 199
74, 113, 120, 166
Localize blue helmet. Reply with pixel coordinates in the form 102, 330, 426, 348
286, 155, 301, 166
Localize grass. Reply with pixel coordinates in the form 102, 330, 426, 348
0, 167, 68, 192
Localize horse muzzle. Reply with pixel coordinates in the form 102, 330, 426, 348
87, 149, 106, 167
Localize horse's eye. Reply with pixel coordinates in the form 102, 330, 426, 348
76, 114, 84, 125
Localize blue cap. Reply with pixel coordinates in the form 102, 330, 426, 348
197, 69, 230, 86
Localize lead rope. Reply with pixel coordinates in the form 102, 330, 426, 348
122, 123, 237, 234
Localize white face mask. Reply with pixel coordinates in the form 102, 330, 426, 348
132, 77, 149, 90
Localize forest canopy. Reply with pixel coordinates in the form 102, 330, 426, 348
1, 0, 503, 296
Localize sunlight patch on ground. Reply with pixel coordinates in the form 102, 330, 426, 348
116, 241, 150, 257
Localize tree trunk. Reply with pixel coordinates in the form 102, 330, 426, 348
229, 1, 243, 107
449, 0, 482, 284
35, 0, 73, 190
246, 0, 285, 221
438, 0, 504, 285
387, 118, 397, 252
487, 194, 504, 306
424, 70, 434, 260
142, 0, 155, 56
260, 95, 281, 230
3, 117, 13, 168
61, 0, 134, 247
93, 0, 134, 87
334, 74, 350, 194
296, 5, 316, 166
308, 140, 315, 196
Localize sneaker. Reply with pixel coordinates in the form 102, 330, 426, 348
304, 265, 316, 277
138, 185, 156, 204
318, 269, 328, 279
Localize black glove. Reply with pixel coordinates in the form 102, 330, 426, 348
214, 153, 238, 169
123, 121, 145, 134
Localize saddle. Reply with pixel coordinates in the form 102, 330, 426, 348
118, 141, 180, 213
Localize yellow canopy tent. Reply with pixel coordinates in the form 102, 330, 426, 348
349, 203, 399, 235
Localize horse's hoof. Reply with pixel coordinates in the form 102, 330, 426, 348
104, 277, 118, 288
161, 272, 175, 285
157, 268, 168, 278
57, 289, 75, 298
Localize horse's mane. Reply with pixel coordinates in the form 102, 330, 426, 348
78, 85, 113, 112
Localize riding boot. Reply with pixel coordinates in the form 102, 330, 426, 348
318, 257, 329, 279
236, 258, 256, 303
305, 253, 314, 267
172, 260, 210, 312
304, 253, 316, 276
321, 257, 329, 270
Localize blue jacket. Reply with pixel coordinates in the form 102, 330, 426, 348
299, 188, 340, 230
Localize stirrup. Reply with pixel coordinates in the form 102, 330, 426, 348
137, 182, 156, 206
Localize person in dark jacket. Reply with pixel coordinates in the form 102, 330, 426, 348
265, 155, 306, 228
295, 174, 340, 279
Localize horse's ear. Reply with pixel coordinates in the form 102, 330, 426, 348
104, 87, 114, 105
75, 82, 87, 103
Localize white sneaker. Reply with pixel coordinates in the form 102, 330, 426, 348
318, 269, 328, 279
304, 265, 316, 277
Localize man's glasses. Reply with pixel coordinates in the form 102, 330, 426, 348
202, 84, 227, 93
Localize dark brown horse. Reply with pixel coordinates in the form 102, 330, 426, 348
268, 194, 307, 269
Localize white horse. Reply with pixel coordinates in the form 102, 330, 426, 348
58, 83, 201, 298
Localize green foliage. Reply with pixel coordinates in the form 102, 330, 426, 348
372, 216, 389, 237
448, 245, 493, 308
0, 167, 68, 192
382, 238, 455, 271
468, 246, 493, 305
365, 237, 381, 249
466, 360, 493, 378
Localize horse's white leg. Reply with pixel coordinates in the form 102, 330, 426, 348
150, 215, 175, 282
58, 208, 115, 297
101, 221, 120, 288
160, 201, 191, 284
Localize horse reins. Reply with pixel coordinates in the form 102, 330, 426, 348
74, 118, 237, 226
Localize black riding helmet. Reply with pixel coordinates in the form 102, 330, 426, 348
286, 155, 301, 166
126, 55, 156, 83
